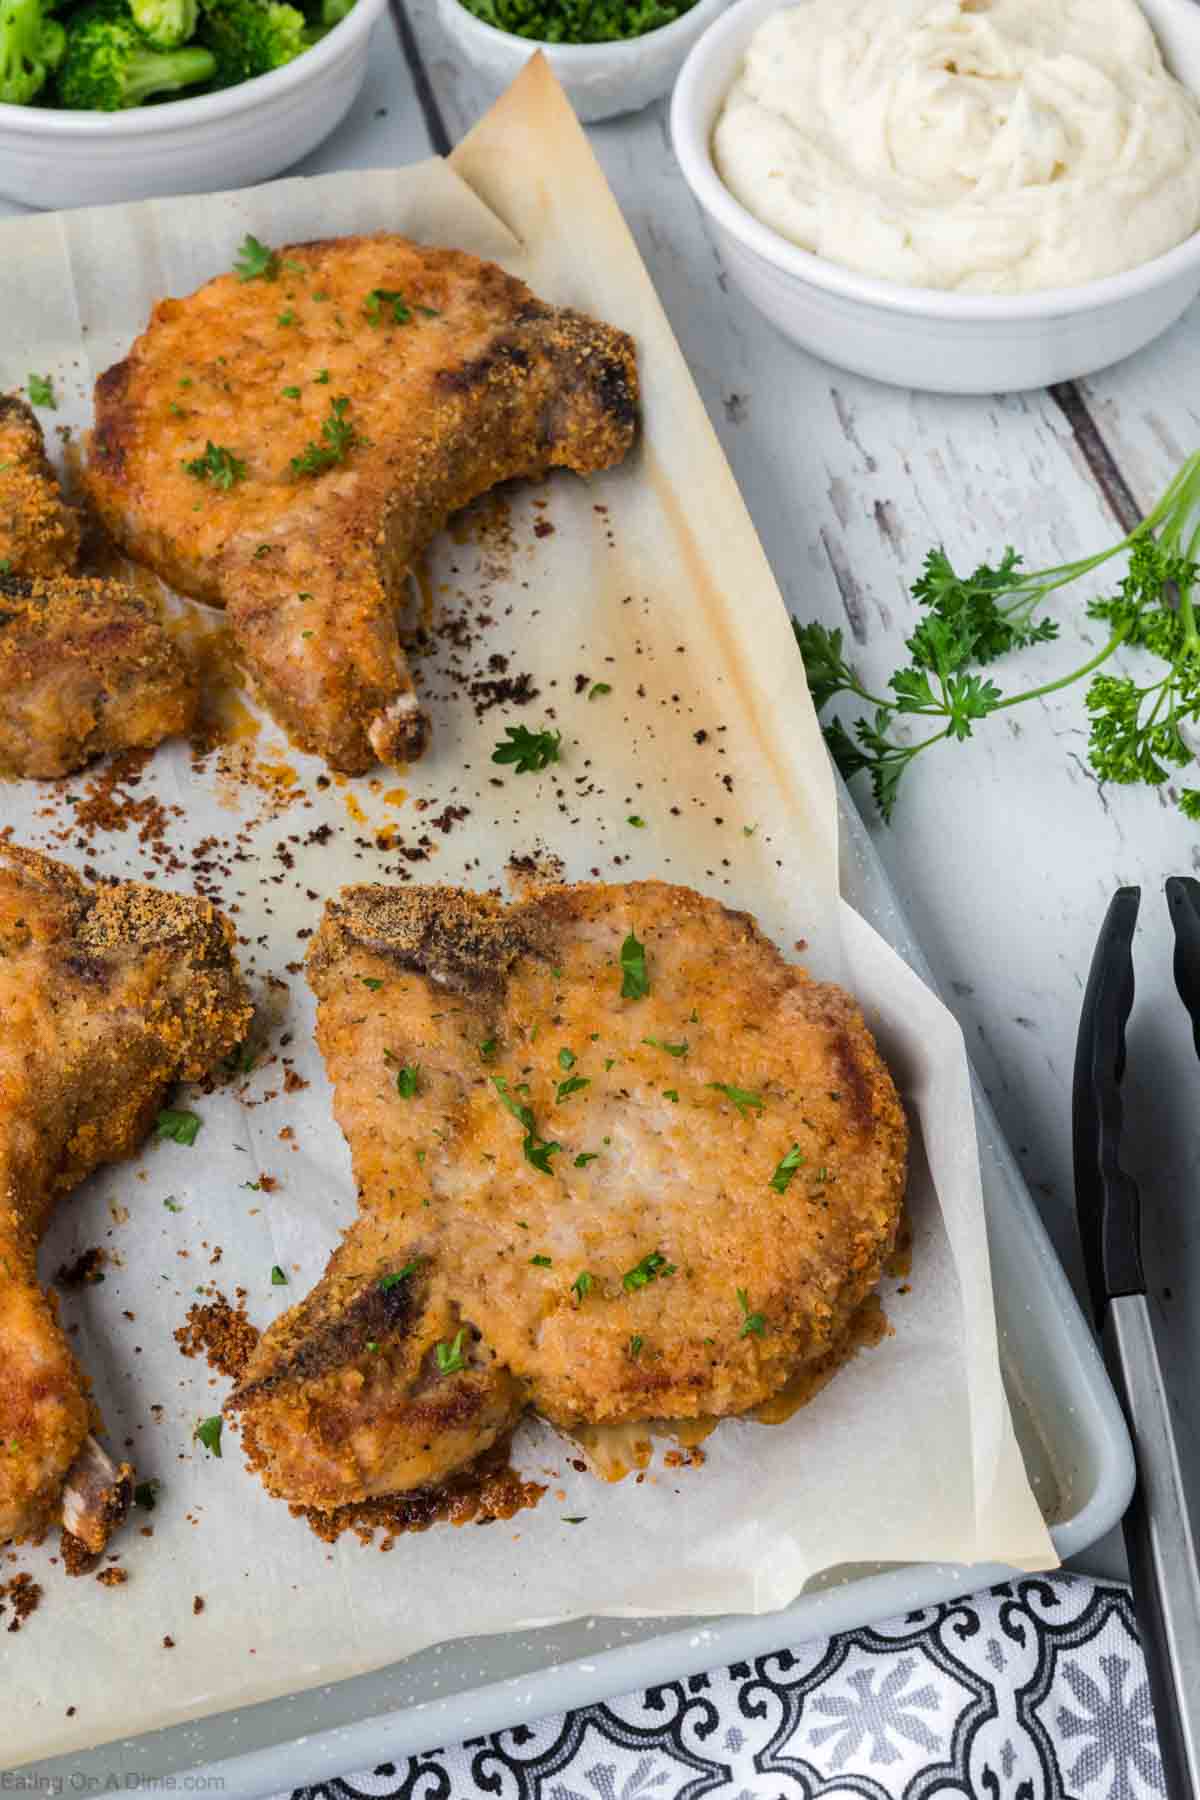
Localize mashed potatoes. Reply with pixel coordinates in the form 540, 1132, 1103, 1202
713, 0, 1200, 293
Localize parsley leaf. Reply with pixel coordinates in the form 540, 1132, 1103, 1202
155, 1108, 200, 1146
27, 372, 56, 409
492, 1076, 562, 1175
571, 1271, 594, 1304
480, 1038, 498, 1061
589, 683, 612, 700
622, 1250, 675, 1291
628, 1334, 643, 1360
379, 1260, 421, 1291
530, 1253, 552, 1267
360, 976, 384, 990
627, 815, 646, 828
271, 1265, 288, 1286
194, 1416, 223, 1457
770, 1144, 805, 1193
708, 1083, 764, 1117
234, 233, 278, 282
491, 724, 562, 774
394, 1062, 420, 1099
575, 1151, 600, 1167
737, 1287, 766, 1338
555, 1075, 590, 1103
619, 931, 649, 1000
364, 288, 412, 326
642, 1037, 687, 1057
435, 1329, 467, 1375
291, 396, 361, 477
558, 1047, 576, 1070
184, 442, 246, 490
134, 1479, 160, 1511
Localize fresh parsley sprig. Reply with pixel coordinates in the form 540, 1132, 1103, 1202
291, 396, 361, 478
797, 451, 1200, 822
491, 724, 562, 773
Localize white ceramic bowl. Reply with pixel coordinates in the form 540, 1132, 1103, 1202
0, 0, 384, 211
671, 0, 1200, 393
436, 0, 730, 123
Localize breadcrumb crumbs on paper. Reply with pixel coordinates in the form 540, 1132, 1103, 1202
96, 1567, 128, 1587
282, 1069, 308, 1093
0, 1572, 43, 1632
174, 1293, 260, 1380
163, 1635, 175, 1649
56, 1246, 107, 1288
193, 1594, 205, 1615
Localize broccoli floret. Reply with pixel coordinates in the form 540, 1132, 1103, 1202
58, 2, 214, 105
0, 0, 66, 106
129, 0, 197, 49
198, 0, 305, 87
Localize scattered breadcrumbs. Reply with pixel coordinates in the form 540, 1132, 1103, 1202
59, 1531, 98, 1577
163, 1635, 175, 1649
0, 1572, 43, 1632
193, 1594, 205, 1615
56, 1245, 107, 1288
174, 1292, 260, 1379
96, 1567, 128, 1587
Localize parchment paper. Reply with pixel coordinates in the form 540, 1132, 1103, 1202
0, 57, 1054, 1768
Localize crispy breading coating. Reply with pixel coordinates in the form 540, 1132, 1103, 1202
0, 573, 197, 778
87, 234, 638, 773
0, 396, 81, 578
231, 880, 907, 1513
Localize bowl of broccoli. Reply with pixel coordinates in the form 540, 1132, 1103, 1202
0, 0, 381, 207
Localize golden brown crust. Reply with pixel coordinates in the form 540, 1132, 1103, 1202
0, 396, 81, 579
232, 879, 907, 1512
0, 572, 197, 778
87, 234, 639, 772
0, 843, 251, 1545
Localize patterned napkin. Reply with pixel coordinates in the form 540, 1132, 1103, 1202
281, 1575, 1162, 1799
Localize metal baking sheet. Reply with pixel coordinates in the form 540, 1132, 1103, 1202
8, 781, 1134, 1797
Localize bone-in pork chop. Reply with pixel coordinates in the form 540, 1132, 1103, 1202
86, 235, 639, 773
0, 844, 250, 1548
230, 880, 907, 1513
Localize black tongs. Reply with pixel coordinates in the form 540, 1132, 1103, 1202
1074, 877, 1200, 1798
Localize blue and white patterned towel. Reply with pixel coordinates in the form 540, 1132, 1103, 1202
282, 1574, 1163, 1799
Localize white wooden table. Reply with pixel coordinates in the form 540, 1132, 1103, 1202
4, 0, 1197, 1575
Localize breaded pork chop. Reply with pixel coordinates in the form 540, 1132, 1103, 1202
231, 881, 907, 1513
0, 573, 197, 778
0, 395, 81, 578
87, 235, 639, 773
0, 844, 250, 1548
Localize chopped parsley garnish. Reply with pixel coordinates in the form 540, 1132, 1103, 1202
133, 1479, 160, 1511
627, 815, 646, 828
619, 931, 649, 1000
628, 1334, 643, 1360
492, 1076, 563, 1175
314, 368, 330, 383
571, 1271, 594, 1304
379, 1259, 421, 1292
737, 1287, 766, 1338
531, 1253, 553, 1267
234, 233, 278, 282
555, 1075, 590, 1103
194, 1416, 223, 1457
558, 1047, 576, 1070
278, 309, 298, 327
291, 395, 360, 477
271, 1265, 288, 1286
708, 1083, 764, 1118
155, 1109, 201, 1146
435, 1329, 467, 1375
162, 1196, 182, 1213
394, 1062, 420, 1099
642, 1037, 687, 1057
417, 303, 441, 318
282, 385, 301, 399
480, 1038, 498, 1061
562, 1515, 587, 1524
589, 683, 612, 700
622, 1250, 675, 1291
27, 372, 56, 409
491, 724, 562, 774
769, 1144, 805, 1193
575, 1151, 600, 1167
184, 442, 247, 490
360, 976, 384, 990
663, 1089, 679, 1103
364, 288, 412, 326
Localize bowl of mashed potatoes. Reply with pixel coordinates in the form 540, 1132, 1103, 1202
670, 0, 1200, 391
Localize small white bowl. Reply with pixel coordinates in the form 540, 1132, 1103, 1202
0, 0, 384, 212
671, 0, 1200, 393
436, 0, 730, 123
